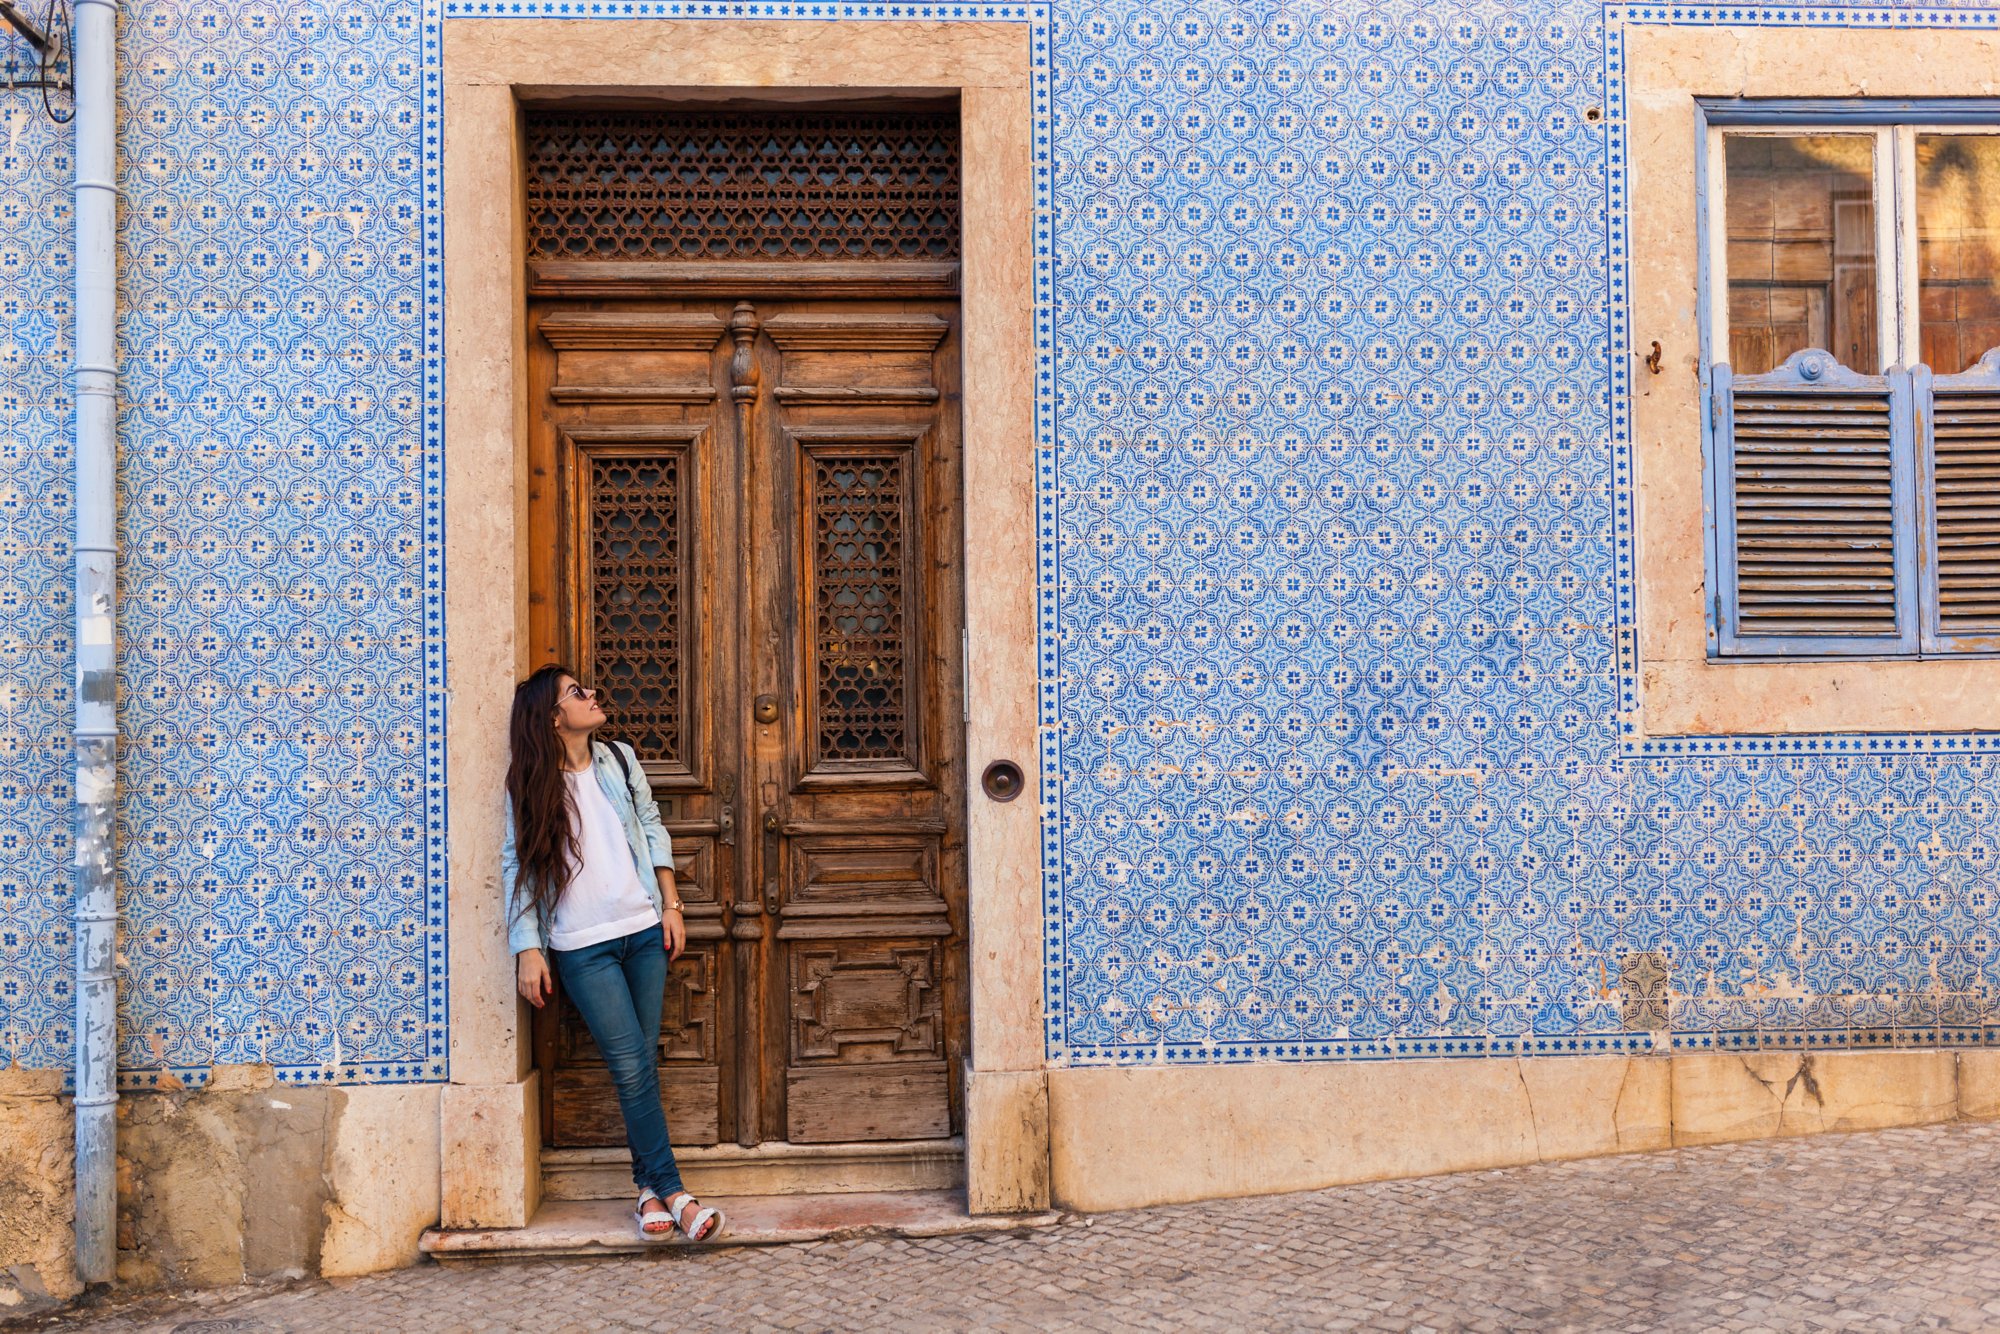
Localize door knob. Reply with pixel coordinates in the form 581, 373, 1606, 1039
753, 694, 779, 725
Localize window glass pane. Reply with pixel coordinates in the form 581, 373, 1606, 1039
1724, 134, 1879, 375
1917, 134, 2000, 374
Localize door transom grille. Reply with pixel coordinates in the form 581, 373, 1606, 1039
523, 109, 961, 261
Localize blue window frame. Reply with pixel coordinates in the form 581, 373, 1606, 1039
1697, 99, 2000, 658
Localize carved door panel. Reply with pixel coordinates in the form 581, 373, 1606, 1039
526, 304, 741, 1149
740, 303, 968, 1145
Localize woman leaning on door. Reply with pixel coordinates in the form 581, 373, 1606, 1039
500, 664, 724, 1242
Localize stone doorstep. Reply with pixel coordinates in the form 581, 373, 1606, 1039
540, 1137, 966, 1200
419, 1191, 1060, 1263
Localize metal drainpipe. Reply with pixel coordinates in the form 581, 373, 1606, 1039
70, 0, 119, 1288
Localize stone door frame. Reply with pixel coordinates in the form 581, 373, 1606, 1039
438, 18, 1047, 1224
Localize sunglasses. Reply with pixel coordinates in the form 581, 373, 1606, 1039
561, 683, 599, 703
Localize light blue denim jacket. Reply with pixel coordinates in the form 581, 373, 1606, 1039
502, 739, 675, 956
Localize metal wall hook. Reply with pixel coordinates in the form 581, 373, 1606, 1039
1, 0, 74, 121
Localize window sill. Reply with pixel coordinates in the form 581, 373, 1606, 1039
1709, 650, 2000, 664
1643, 653, 2000, 736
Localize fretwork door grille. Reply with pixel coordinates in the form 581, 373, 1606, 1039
522, 108, 962, 263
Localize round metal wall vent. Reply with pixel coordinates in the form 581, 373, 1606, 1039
981, 759, 1024, 802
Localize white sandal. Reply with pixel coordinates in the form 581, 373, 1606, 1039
664, 1189, 725, 1242
634, 1188, 676, 1239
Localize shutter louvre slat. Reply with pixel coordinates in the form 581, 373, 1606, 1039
1717, 351, 1911, 651
1735, 537, 1892, 551
1924, 350, 2000, 640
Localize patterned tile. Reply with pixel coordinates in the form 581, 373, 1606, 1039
0, 0, 445, 1083
0, 91, 75, 1073
5, 0, 2000, 1082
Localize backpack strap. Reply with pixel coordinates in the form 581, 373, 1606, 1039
602, 738, 633, 789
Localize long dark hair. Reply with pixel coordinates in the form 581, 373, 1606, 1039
507, 664, 580, 923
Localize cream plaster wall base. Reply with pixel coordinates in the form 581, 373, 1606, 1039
1, 1072, 446, 1307
4, 1072, 449, 1308
115, 1067, 333, 1290
1052, 1058, 1560, 1211
963, 1067, 1050, 1214
440, 1074, 540, 1230
1956, 1050, 2000, 1119
321, 1084, 442, 1277
1670, 1051, 1956, 1146
1519, 1051, 1673, 1159
0, 1069, 78, 1314
1048, 1051, 1994, 1213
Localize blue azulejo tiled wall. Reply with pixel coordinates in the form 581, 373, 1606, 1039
0, 92, 75, 1075
3, 0, 2000, 1084
1046, 0, 1621, 1060
113, 0, 443, 1083
1048, 0, 2000, 1065
0, 0, 444, 1084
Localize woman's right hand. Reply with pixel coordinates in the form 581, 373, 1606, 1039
517, 948, 553, 1008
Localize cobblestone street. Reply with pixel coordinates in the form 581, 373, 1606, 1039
38, 1121, 2000, 1333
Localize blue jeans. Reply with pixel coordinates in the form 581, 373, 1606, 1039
551, 926, 685, 1200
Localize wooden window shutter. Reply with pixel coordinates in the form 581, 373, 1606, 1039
1920, 349, 2000, 652
1711, 350, 1919, 657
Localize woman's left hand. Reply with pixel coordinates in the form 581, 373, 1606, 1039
661, 908, 685, 961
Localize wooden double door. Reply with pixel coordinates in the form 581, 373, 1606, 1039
527, 283, 968, 1149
